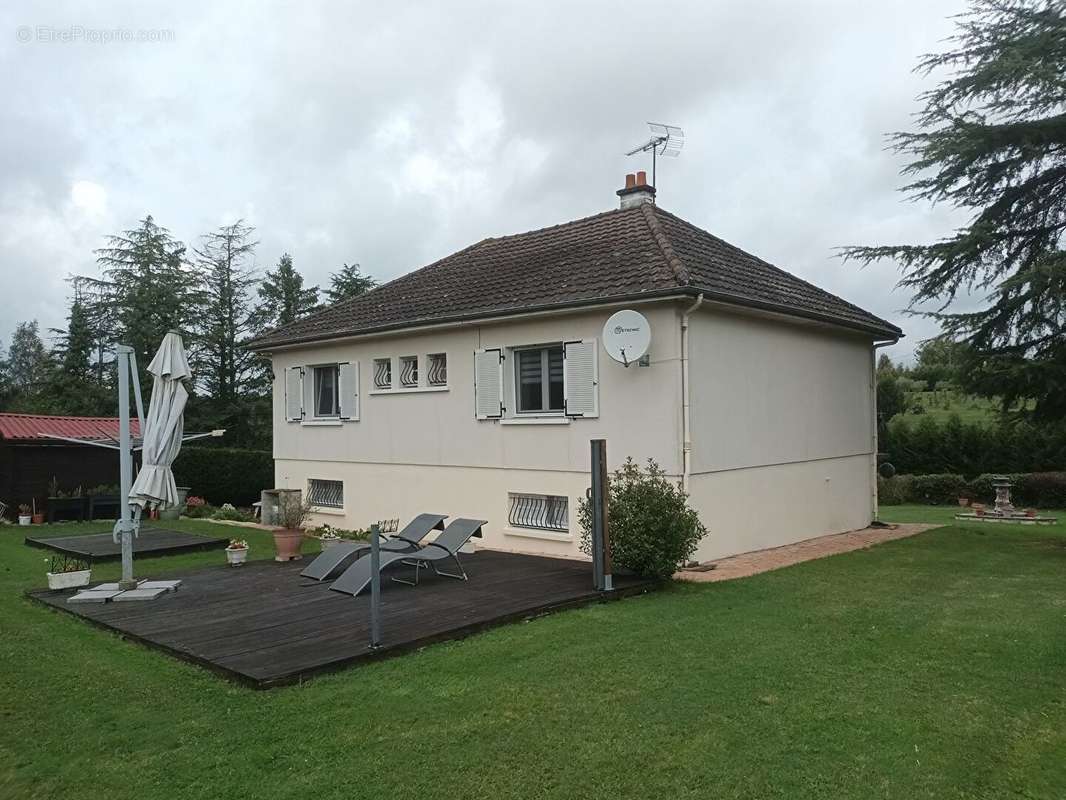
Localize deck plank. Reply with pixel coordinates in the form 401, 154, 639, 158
24, 527, 228, 560
29, 551, 655, 688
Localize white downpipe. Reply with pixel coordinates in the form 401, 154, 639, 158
870, 340, 896, 522
681, 294, 704, 493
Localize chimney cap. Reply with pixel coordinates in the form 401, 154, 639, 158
617, 174, 657, 207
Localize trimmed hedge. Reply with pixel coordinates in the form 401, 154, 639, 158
879, 471, 1066, 508
171, 447, 273, 507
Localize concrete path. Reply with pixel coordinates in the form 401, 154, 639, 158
676, 523, 938, 583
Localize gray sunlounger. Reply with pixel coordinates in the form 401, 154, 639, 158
300, 513, 447, 581
329, 518, 486, 597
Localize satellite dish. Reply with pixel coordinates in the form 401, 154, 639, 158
602, 310, 651, 367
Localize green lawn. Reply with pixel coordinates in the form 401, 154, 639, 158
2, 513, 1065, 799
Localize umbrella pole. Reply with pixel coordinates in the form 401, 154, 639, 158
116, 345, 138, 590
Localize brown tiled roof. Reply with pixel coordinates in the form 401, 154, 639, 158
247, 204, 900, 349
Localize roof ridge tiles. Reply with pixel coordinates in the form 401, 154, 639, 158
640, 204, 689, 286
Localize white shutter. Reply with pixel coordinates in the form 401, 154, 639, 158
564, 339, 599, 418
284, 367, 304, 421
303, 365, 316, 419
474, 348, 504, 419
339, 362, 359, 421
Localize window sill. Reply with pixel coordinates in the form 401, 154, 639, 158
309, 506, 346, 516
301, 419, 344, 427
503, 527, 573, 543
500, 416, 570, 426
369, 386, 449, 396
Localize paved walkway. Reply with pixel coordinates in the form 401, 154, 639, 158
676, 523, 937, 583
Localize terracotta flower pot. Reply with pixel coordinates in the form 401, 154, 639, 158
1025, 509, 1037, 518
273, 529, 305, 562
31, 513, 45, 524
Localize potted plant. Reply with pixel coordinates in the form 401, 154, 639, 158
31, 499, 44, 525
17, 504, 32, 526
1025, 508, 1037, 518
47, 481, 87, 523
225, 538, 249, 566
86, 484, 121, 520
973, 503, 986, 517
45, 555, 92, 590
273, 493, 310, 561
317, 526, 341, 550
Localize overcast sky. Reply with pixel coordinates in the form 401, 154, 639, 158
1, 0, 972, 363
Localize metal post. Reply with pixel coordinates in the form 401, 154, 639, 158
600, 443, 613, 592
369, 522, 382, 649
115, 346, 137, 590
590, 439, 606, 591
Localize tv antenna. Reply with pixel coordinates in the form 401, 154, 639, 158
625, 122, 683, 188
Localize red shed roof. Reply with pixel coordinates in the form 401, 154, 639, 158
0, 413, 141, 442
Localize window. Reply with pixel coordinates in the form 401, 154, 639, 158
509, 493, 568, 532
313, 365, 339, 417
515, 345, 564, 414
399, 355, 418, 387
308, 479, 343, 509
373, 358, 392, 390
427, 353, 448, 386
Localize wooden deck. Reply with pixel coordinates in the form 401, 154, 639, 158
25, 527, 229, 560
29, 551, 655, 688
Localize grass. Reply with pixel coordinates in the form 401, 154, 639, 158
2, 514, 1066, 799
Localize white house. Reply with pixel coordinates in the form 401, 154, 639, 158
248, 173, 901, 563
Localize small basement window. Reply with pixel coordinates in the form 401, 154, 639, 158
399, 355, 419, 387
313, 365, 339, 417
508, 493, 568, 532
427, 353, 447, 386
515, 345, 564, 414
373, 358, 392, 390
308, 479, 343, 509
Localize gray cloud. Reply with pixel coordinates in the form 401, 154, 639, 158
1, 0, 971, 362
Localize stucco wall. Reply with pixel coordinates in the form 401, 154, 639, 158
685, 306, 876, 561
270, 303, 683, 555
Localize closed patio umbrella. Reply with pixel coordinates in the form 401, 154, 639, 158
129, 331, 191, 510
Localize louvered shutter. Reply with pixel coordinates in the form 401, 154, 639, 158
284, 367, 304, 421
303, 365, 316, 418
339, 362, 359, 421
563, 339, 599, 418
474, 348, 504, 419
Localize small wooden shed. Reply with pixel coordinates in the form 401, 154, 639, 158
0, 413, 140, 520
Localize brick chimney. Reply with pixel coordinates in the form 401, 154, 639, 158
617, 170, 656, 209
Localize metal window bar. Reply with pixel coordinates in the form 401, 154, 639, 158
427, 353, 447, 386
400, 356, 418, 387
508, 493, 568, 532
308, 479, 344, 509
373, 359, 392, 390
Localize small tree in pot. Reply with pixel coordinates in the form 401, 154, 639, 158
579, 457, 707, 581
273, 493, 311, 561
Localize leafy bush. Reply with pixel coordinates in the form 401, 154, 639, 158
212, 506, 256, 523
578, 457, 706, 580
183, 502, 218, 519
877, 474, 913, 506
172, 447, 273, 506
908, 474, 970, 505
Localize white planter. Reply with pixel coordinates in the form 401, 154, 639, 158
18, 515, 31, 526
47, 570, 91, 590
225, 547, 249, 566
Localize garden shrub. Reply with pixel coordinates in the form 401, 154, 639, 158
907, 474, 970, 505
578, 457, 706, 580
172, 447, 273, 507
877, 474, 913, 506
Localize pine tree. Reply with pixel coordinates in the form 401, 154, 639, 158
194, 220, 259, 401
44, 292, 113, 415
82, 215, 202, 389
5, 321, 51, 409
325, 262, 376, 304
843, 0, 1066, 418
256, 253, 319, 330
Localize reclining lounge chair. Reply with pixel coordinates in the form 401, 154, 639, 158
329, 517, 486, 597
300, 513, 447, 581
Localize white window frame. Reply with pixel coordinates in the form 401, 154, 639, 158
310, 364, 340, 419
512, 343, 566, 417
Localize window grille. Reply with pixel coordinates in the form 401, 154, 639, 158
427, 353, 448, 386
508, 493, 568, 532
373, 358, 392, 390
308, 479, 343, 509
399, 355, 418, 387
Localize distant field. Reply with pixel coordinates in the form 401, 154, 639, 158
896, 390, 1012, 425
